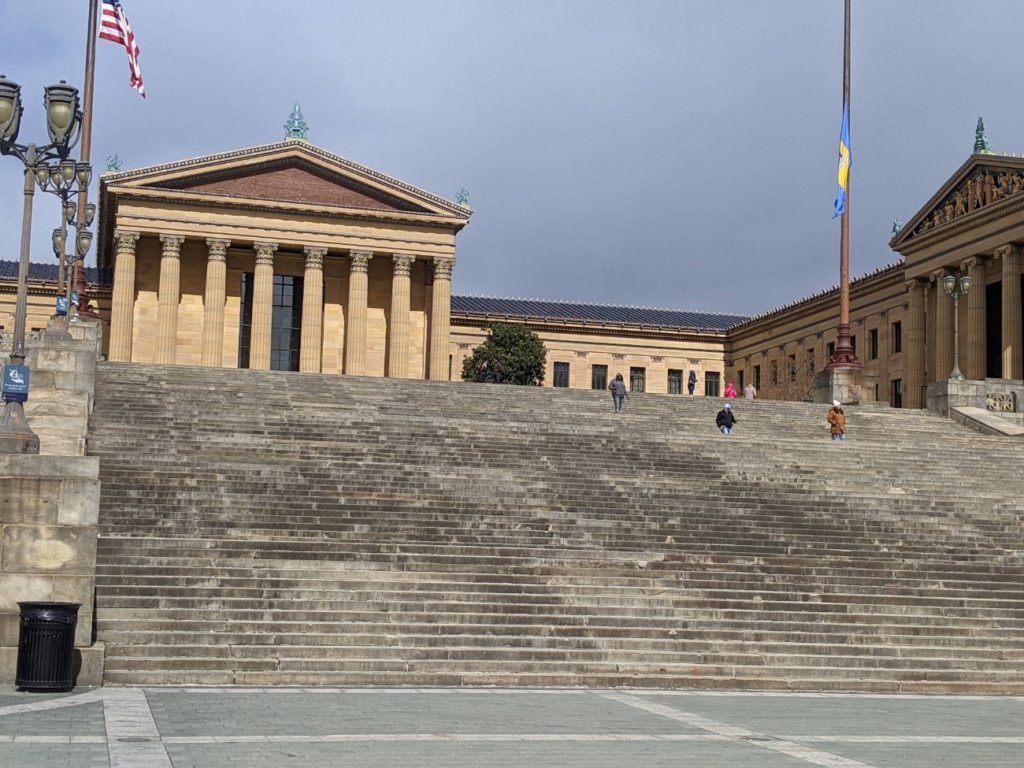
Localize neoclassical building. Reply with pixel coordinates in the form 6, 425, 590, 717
4, 127, 1024, 410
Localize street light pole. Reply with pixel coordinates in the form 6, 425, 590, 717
943, 273, 972, 381
0, 75, 83, 454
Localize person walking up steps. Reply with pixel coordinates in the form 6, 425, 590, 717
828, 400, 847, 441
609, 373, 628, 413
716, 403, 737, 434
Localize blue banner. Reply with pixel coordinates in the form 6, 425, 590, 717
56, 296, 69, 316
2, 364, 30, 403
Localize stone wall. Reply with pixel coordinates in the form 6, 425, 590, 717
0, 455, 103, 686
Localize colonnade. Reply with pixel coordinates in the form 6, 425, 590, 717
107, 229, 454, 380
902, 244, 1022, 408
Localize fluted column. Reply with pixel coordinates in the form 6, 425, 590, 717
344, 250, 373, 375
201, 239, 230, 367
249, 242, 277, 370
932, 269, 953, 380
423, 268, 434, 376
428, 257, 454, 380
300, 246, 326, 373
155, 235, 185, 364
108, 229, 140, 362
996, 244, 1022, 379
904, 278, 926, 408
962, 256, 987, 380
388, 254, 415, 378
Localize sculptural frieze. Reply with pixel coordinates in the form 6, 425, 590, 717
911, 167, 1024, 238
986, 392, 1014, 412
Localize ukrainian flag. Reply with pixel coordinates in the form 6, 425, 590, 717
833, 103, 851, 218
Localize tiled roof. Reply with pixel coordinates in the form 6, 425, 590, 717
452, 295, 747, 332
0, 261, 100, 284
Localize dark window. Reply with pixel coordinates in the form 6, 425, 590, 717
753, 365, 761, 389
668, 369, 683, 395
788, 354, 798, 382
770, 360, 779, 386
591, 364, 608, 390
705, 371, 721, 397
851, 335, 857, 354
553, 362, 570, 388
737, 370, 745, 390
868, 328, 879, 360
891, 378, 903, 408
891, 321, 902, 353
238, 273, 304, 371
629, 367, 646, 393
826, 341, 836, 359
806, 349, 815, 374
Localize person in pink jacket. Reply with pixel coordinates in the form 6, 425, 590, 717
724, 382, 738, 399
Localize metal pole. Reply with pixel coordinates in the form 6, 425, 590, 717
950, 293, 963, 380
827, 0, 860, 369
70, 0, 99, 318
11, 164, 36, 365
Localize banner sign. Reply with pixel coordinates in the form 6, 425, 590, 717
2, 364, 30, 403
56, 296, 69, 316
70, 291, 80, 307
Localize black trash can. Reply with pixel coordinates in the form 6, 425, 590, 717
15, 602, 80, 692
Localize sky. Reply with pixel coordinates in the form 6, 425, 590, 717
1, 0, 1023, 316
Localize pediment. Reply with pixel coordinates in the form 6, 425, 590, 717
101, 141, 471, 221
891, 154, 1024, 252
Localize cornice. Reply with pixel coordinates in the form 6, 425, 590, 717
450, 312, 728, 342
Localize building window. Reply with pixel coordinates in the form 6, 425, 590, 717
738, 370, 745, 390
629, 367, 646, 393
806, 349, 815, 374
788, 354, 798, 382
591, 365, 608, 390
851, 335, 857, 354
826, 341, 836, 360
891, 321, 902, 353
668, 369, 683, 395
553, 362, 570, 388
770, 360, 779, 386
753, 365, 761, 389
239, 272, 305, 371
891, 378, 903, 408
705, 371, 721, 397
868, 328, 879, 360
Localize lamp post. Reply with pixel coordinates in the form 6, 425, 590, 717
0, 74, 83, 454
942, 272, 972, 381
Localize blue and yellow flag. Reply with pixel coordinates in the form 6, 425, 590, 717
833, 103, 851, 218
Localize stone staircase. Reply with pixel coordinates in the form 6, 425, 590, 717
88, 363, 1024, 692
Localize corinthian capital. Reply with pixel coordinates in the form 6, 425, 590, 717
432, 257, 455, 281
304, 246, 327, 270
349, 250, 373, 274
254, 241, 278, 267
392, 254, 415, 277
113, 229, 140, 252
206, 238, 231, 262
159, 234, 185, 257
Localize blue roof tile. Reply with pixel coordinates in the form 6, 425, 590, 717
0, 260, 99, 284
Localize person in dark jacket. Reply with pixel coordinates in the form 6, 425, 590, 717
609, 373, 628, 413
687, 369, 697, 397
715, 403, 737, 434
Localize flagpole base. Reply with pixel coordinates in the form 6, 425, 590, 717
0, 401, 40, 454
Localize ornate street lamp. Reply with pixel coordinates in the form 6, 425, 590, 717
942, 273, 972, 381
0, 74, 83, 454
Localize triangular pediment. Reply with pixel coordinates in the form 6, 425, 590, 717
891, 154, 1024, 252
101, 141, 471, 221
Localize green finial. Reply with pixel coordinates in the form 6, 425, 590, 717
284, 102, 309, 141
456, 188, 470, 206
106, 154, 123, 172
974, 116, 992, 154
891, 220, 903, 236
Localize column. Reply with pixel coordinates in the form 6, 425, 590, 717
996, 244, 1022, 379
903, 278, 926, 408
249, 242, 277, 370
344, 250, 373, 375
108, 230, 140, 362
428, 257, 454, 381
201, 239, 230, 367
300, 246, 326, 373
388, 254, 415, 378
932, 269, 953, 380
423, 267, 434, 376
155, 235, 185, 364
962, 256, 987, 380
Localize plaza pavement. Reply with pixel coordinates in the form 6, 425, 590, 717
0, 686, 1022, 767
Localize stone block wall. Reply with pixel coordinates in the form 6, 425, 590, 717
0, 455, 101, 685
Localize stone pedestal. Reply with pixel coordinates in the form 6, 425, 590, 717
926, 378, 988, 416
813, 366, 878, 405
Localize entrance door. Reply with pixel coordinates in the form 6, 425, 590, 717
238, 273, 304, 371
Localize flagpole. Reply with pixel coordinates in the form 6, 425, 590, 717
70, 0, 100, 318
828, 0, 860, 369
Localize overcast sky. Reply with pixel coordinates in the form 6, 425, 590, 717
2, 0, 1022, 316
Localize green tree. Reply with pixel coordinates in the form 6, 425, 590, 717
462, 323, 546, 385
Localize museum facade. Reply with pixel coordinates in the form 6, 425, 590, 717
4, 137, 1024, 408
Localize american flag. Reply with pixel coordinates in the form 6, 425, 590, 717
99, 0, 145, 98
